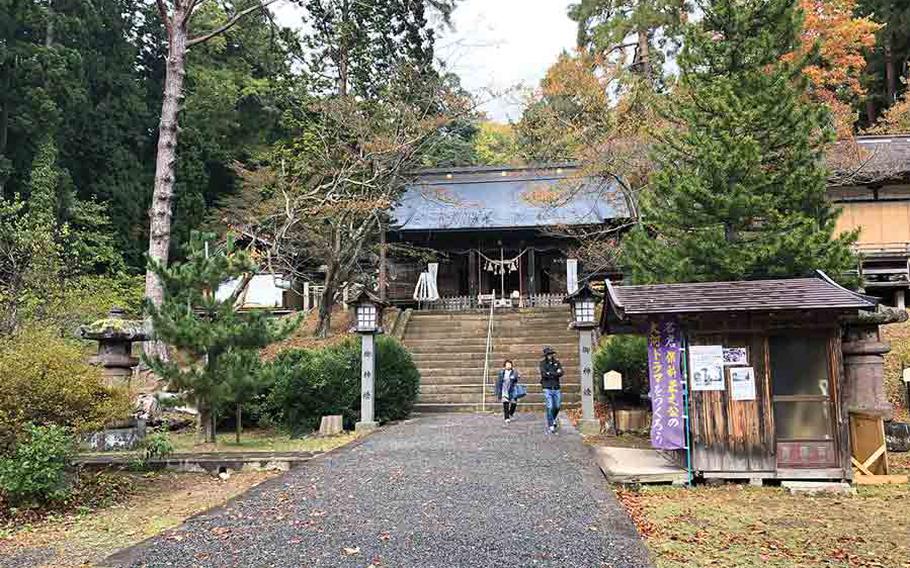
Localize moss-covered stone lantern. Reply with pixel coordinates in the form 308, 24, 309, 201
78, 307, 149, 387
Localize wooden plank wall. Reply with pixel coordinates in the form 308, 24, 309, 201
689, 333, 775, 473
835, 201, 910, 245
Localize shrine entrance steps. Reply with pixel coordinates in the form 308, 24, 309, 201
402, 307, 582, 413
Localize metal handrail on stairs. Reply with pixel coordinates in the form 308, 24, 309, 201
481, 291, 495, 413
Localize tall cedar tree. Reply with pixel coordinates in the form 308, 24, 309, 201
623, 0, 857, 285
856, 0, 910, 125
569, 0, 688, 86
143, 233, 298, 442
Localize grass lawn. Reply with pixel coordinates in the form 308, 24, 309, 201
617, 483, 910, 568
81, 428, 358, 457
0, 470, 277, 568
166, 428, 359, 454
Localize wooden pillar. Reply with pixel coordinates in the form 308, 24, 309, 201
527, 248, 537, 296
566, 258, 579, 294
468, 250, 478, 298
378, 228, 388, 301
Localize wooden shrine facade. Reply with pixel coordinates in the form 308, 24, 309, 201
384, 163, 629, 308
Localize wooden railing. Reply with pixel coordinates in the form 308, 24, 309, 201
416, 293, 567, 311
523, 293, 564, 308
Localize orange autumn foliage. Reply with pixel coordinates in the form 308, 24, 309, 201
785, 0, 881, 137
868, 92, 910, 134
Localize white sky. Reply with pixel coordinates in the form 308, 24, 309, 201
272, 0, 579, 124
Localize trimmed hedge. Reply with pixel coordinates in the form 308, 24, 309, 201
593, 334, 649, 404
265, 336, 420, 434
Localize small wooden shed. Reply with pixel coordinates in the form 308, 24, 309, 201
600, 271, 879, 481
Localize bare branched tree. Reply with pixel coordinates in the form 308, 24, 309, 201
219, 74, 476, 336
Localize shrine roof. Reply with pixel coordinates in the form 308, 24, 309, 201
829, 134, 910, 185
391, 164, 630, 232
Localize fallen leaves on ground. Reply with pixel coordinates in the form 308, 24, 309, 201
883, 317, 910, 423
0, 471, 277, 568
616, 484, 910, 568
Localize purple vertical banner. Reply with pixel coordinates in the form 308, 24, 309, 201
647, 320, 685, 450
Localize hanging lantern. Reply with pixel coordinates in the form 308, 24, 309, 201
564, 281, 603, 329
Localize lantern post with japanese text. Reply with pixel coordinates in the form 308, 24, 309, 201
350, 290, 388, 433
565, 282, 603, 435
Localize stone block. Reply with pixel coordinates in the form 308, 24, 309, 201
886, 421, 910, 452
576, 419, 601, 436
82, 422, 146, 451
319, 415, 344, 436
355, 421, 379, 433
782, 481, 855, 496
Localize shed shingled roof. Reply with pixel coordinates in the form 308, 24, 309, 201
605, 272, 877, 318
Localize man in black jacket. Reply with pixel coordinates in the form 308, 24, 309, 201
539, 346, 564, 434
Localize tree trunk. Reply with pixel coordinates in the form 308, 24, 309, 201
378, 226, 387, 301
0, 62, 10, 195
636, 28, 651, 80
144, 14, 189, 358
337, 0, 349, 97
45, 0, 54, 47
316, 266, 337, 338
236, 403, 242, 444
198, 403, 216, 444
865, 97, 878, 125
885, 35, 897, 104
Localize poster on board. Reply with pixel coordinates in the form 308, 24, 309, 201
723, 347, 748, 366
730, 367, 757, 401
689, 345, 724, 391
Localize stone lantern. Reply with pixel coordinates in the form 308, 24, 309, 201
78, 307, 149, 387
841, 305, 908, 419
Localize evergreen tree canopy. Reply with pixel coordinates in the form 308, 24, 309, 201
623, 0, 857, 285
143, 232, 299, 441
569, 0, 687, 86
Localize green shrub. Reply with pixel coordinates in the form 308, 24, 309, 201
0, 424, 75, 506
140, 428, 174, 461
44, 273, 145, 336
265, 337, 420, 433
593, 335, 649, 404
0, 325, 132, 451
265, 343, 359, 434
372, 336, 421, 423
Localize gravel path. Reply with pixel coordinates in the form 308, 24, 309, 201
104, 414, 652, 568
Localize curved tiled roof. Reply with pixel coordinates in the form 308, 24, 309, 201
392, 164, 630, 231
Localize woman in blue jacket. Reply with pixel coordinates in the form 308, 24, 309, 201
494, 359, 522, 423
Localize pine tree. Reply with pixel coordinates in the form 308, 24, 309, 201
623, 0, 857, 285
222, 349, 271, 444
143, 232, 299, 443
569, 0, 687, 86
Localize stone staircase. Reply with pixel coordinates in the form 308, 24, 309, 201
402, 307, 581, 413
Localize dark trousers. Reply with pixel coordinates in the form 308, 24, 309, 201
502, 401, 517, 419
